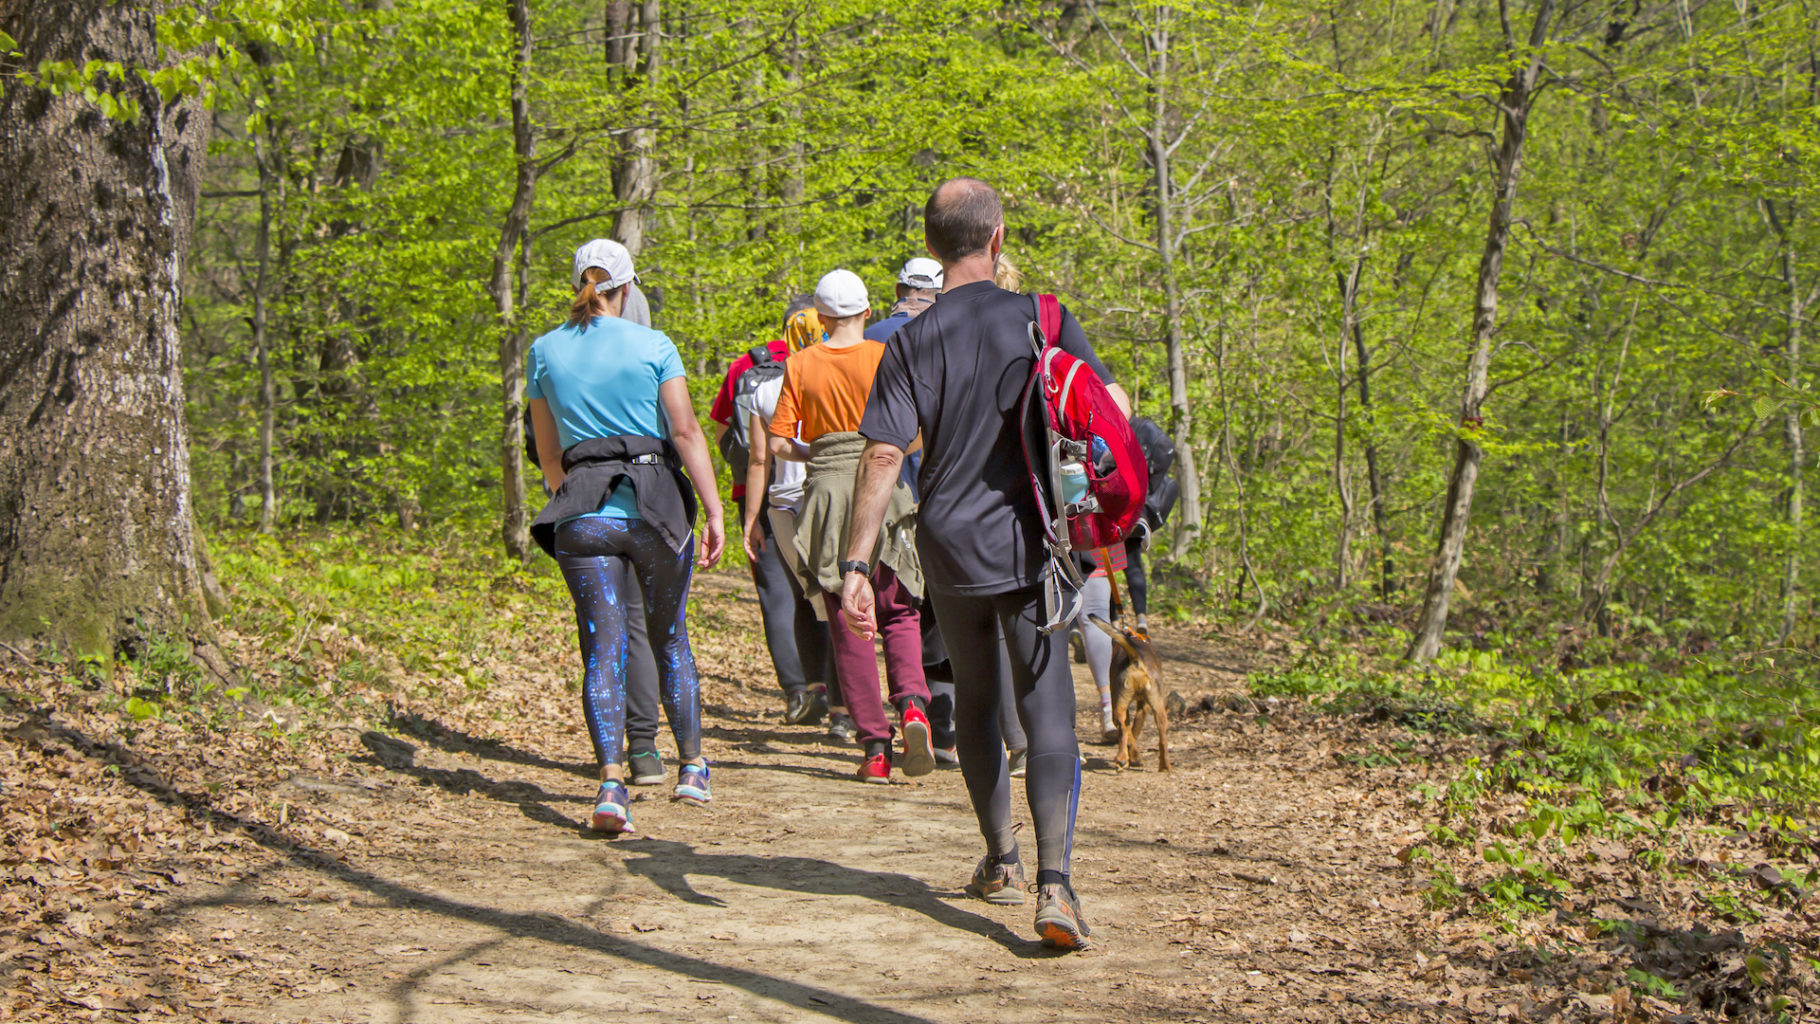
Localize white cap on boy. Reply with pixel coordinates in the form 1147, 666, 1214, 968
897, 257, 943, 290
813, 269, 869, 318
572, 238, 638, 291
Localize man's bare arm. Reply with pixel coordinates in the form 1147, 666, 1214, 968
844, 441, 905, 564
839, 439, 907, 639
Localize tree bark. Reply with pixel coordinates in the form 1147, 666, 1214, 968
493, 0, 538, 563
1763, 199, 1808, 646
611, 0, 661, 256
1333, 261, 1360, 591
1144, 13, 1202, 560
0, 0, 214, 653
1351, 300, 1394, 598
1405, 0, 1555, 663
252, 134, 278, 534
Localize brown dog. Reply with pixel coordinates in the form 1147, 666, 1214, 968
1086, 615, 1170, 771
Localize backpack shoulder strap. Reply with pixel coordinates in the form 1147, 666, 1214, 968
1034, 294, 1062, 349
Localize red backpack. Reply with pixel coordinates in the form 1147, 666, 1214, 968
1018, 294, 1149, 630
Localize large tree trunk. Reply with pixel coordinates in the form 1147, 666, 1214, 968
0, 0, 213, 654
494, 0, 538, 563
1405, 0, 1555, 663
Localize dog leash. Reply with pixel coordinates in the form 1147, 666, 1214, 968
1095, 545, 1128, 630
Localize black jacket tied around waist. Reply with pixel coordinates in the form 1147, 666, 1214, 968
531, 435, 698, 558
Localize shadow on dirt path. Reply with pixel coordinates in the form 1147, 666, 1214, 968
83, 576, 1439, 1023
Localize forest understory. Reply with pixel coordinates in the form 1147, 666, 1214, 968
2, 529, 1815, 1024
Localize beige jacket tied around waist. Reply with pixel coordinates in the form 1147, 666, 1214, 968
791, 431, 922, 598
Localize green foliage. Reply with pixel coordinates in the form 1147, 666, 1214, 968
211, 519, 563, 710
1259, 647, 1820, 822
166, 0, 1817, 655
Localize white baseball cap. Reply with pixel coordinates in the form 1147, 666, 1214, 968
897, 257, 943, 290
813, 269, 869, 318
572, 238, 638, 290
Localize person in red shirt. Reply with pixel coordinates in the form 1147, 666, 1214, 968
709, 300, 843, 737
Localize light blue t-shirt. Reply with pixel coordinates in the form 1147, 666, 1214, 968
525, 315, 686, 519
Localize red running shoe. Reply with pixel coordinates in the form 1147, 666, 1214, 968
858, 752, 892, 784
899, 703, 936, 778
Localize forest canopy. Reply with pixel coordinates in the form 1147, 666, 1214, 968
163, 0, 1817, 651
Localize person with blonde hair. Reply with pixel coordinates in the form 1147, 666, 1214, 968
993, 255, 1022, 292
526, 238, 725, 834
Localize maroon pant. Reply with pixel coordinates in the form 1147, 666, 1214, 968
822, 563, 930, 747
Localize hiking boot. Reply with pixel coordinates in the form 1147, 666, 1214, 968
628, 749, 665, 786
899, 703, 936, 778
933, 745, 959, 765
827, 711, 858, 745
858, 752, 891, 784
1034, 883, 1093, 951
1007, 748, 1028, 778
1070, 630, 1087, 664
590, 780, 633, 834
965, 854, 1027, 905
674, 761, 710, 805
785, 686, 828, 726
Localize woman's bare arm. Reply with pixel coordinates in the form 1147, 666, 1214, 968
743, 412, 772, 561
529, 398, 564, 493
660, 377, 726, 567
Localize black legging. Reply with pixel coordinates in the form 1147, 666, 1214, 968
930, 587, 1080, 880
618, 575, 664, 758
1124, 534, 1147, 617
738, 495, 824, 696
555, 517, 702, 766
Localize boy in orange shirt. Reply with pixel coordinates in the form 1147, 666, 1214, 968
769, 269, 934, 783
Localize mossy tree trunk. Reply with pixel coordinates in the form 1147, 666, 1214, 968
0, 0, 214, 655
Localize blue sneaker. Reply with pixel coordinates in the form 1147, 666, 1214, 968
590, 780, 632, 834
674, 761, 710, 805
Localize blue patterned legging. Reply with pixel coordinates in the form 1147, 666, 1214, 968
554, 517, 702, 767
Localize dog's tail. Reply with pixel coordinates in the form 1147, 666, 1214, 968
1085, 614, 1142, 661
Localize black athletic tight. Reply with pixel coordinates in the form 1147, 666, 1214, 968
617, 575, 664, 758
1124, 534, 1147, 617
930, 587, 1080, 879
737, 496, 827, 697
555, 517, 702, 767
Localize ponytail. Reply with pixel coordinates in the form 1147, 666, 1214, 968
567, 267, 627, 327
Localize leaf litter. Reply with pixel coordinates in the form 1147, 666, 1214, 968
1, 531, 1814, 1022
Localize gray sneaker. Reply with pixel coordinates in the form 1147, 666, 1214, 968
1034, 883, 1093, 951
827, 712, 858, 745
785, 687, 828, 725
965, 854, 1027, 905
628, 750, 665, 786
1007, 748, 1028, 778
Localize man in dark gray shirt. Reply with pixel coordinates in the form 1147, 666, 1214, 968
841, 178, 1129, 951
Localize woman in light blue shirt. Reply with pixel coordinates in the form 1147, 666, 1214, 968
526, 239, 724, 833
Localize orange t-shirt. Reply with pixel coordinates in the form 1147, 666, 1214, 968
768, 340, 886, 443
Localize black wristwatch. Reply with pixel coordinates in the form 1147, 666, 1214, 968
839, 560, 871, 579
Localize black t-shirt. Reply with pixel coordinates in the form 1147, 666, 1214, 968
860, 280, 1114, 596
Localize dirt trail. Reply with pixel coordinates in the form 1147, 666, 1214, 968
99, 576, 1442, 1023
